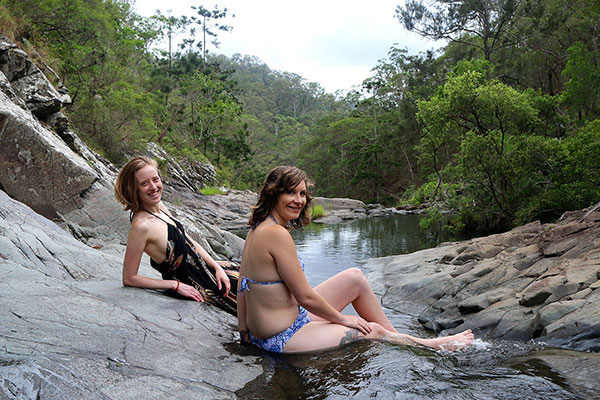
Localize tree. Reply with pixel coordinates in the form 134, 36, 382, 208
415, 64, 568, 230
190, 5, 233, 63
396, 0, 536, 62
151, 11, 191, 84
560, 41, 600, 122
179, 71, 241, 155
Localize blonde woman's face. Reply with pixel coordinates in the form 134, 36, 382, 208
135, 165, 162, 207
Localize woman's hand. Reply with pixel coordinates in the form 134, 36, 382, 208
340, 315, 372, 336
215, 267, 231, 297
175, 282, 204, 302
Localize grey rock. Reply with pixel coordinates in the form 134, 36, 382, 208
312, 196, 368, 224
0, 189, 261, 399
0, 89, 99, 220
507, 349, 600, 398
367, 206, 600, 351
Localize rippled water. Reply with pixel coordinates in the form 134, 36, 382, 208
233, 214, 592, 399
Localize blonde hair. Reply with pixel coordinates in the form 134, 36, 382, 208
114, 156, 159, 213
249, 166, 313, 230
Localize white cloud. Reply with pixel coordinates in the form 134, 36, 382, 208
133, 0, 443, 93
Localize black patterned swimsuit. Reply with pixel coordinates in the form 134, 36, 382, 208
146, 210, 238, 315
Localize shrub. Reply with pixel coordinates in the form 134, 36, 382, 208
310, 204, 326, 219
200, 186, 226, 196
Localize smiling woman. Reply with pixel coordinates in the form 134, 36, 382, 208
237, 166, 474, 353
114, 156, 238, 314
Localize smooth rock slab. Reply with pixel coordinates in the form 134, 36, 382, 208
0, 190, 262, 399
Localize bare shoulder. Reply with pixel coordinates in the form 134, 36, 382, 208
262, 224, 296, 253
129, 213, 154, 237
265, 223, 293, 241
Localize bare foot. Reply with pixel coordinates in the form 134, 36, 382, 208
429, 329, 474, 351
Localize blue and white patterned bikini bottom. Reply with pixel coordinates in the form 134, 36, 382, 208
249, 306, 311, 353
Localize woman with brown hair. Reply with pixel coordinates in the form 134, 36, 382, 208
114, 156, 237, 314
237, 166, 474, 353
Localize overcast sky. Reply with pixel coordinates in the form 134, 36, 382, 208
134, 0, 443, 93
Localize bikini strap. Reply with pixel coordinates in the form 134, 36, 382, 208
251, 214, 279, 230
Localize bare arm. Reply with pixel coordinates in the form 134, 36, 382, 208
270, 227, 371, 334
122, 220, 176, 289
237, 276, 251, 344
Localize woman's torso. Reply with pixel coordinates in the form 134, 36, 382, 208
241, 222, 303, 339
132, 211, 170, 265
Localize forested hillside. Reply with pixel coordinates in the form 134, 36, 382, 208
2, 0, 599, 234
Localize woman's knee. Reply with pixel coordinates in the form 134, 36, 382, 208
344, 267, 367, 286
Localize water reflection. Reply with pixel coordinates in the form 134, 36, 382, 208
233, 340, 583, 400
292, 214, 468, 286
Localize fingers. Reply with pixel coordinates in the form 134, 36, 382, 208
343, 316, 371, 335
355, 317, 371, 335
363, 320, 372, 334
179, 283, 204, 302
218, 275, 231, 297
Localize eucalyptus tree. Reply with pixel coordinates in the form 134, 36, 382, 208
396, 0, 538, 63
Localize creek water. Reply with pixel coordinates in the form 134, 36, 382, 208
232, 214, 589, 399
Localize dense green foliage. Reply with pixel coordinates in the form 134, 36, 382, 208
1, 0, 599, 233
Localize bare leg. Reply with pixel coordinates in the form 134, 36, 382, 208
284, 319, 474, 353
310, 268, 397, 332
384, 329, 475, 351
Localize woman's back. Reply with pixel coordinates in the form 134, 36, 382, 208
240, 222, 302, 339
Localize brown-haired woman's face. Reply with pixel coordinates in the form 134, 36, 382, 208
273, 180, 307, 222
135, 164, 162, 207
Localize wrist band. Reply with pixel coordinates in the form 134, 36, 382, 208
175, 280, 180, 291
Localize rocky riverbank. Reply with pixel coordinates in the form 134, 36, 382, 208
1, 33, 599, 399
363, 207, 600, 352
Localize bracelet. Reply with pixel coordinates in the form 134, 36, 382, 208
174, 280, 180, 291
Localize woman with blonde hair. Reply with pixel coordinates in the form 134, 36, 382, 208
115, 156, 237, 314
237, 166, 474, 353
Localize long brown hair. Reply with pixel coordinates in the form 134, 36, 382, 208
114, 156, 159, 213
249, 166, 313, 230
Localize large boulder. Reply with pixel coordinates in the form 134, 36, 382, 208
0, 33, 130, 247
364, 208, 600, 352
0, 189, 261, 399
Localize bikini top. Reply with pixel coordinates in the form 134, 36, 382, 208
238, 215, 304, 294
